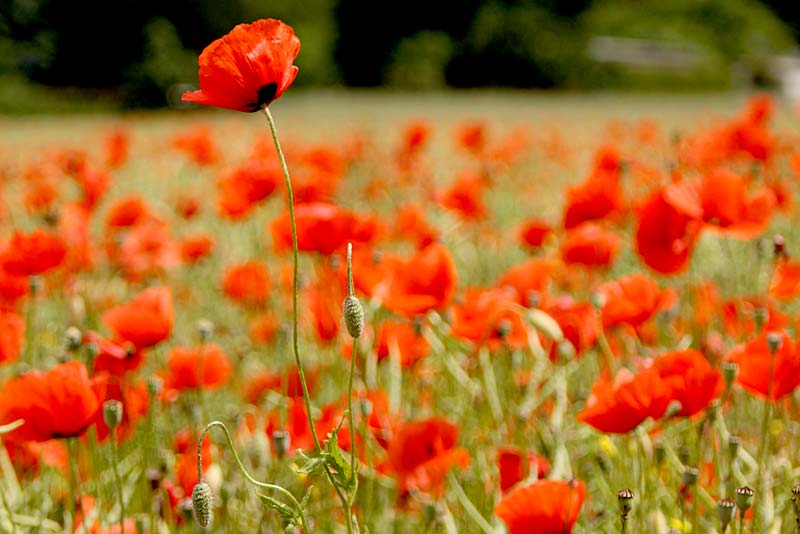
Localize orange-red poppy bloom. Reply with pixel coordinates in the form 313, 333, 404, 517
182, 19, 300, 112
599, 273, 676, 330
578, 368, 671, 434
165, 344, 232, 391
179, 233, 215, 263
387, 417, 470, 495
222, 261, 271, 306
726, 331, 800, 401
0, 312, 24, 365
270, 203, 381, 256
496, 446, 551, 493
0, 229, 67, 277
769, 260, 800, 301
635, 187, 702, 275
216, 160, 280, 220
560, 223, 620, 268
85, 331, 144, 377
374, 320, 430, 367
0, 361, 103, 442
494, 479, 586, 534
542, 296, 598, 358
374, 243, 458, 318
495, 258, 556, 306
652, 349, 723, 417
94, 379, 150, 442
449, 288, 529, 350
518, 218, 553, 249
102, 287, 174, 349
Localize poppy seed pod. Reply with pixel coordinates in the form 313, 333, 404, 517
617, 488, 634, 517
192, 481, 213, 528
717, 498, 736, 529
343, 295, 364, 339
735, 485, 754, 512
102, 399, 123, 430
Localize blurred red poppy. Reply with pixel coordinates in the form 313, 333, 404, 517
179, 233, 215, 263
599, 273, 676, 330
560, 223, 620, 268
635, 187, 702, 275
374, 320, 429, 367
518, 218, 553, 249
0, 229, 67, 277
563, 145, 624, 229
94, 379, 150, 442
542, 296, 598, 358
165, 344, 232, 391
182, 19, 300, 112
495, 258, 555, 306
578, 368, 671, 434
437, 170, 488, 221
85, 331, 144, 377
0, 312, 24, 365
450, 287, 528, 351
653, 349, 723, 417
374, 243, 458, 318
769, 260, 800, 301
102, 287, 174, 349
217, 160, 280, 220
0, 361, 104, 442
387, 417, 470, 495
494, 478, 586, 534
496, 446, 551, 493
726, 331, 800, 402
222, 261, 271, 306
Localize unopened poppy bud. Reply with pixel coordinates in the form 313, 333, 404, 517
717, 497, 736, 528
271, 429, 290, 458
774, 234, 787, 258
617, 488, 634, 517
735, 485, 754, 512
192, 481, 213, 528
196, 319, 214, 342
343, 295, 364, 339
557, 340, 576, 362
723, 362, 738, 387
682, 466, 700, 486
665, 400, 683, 418
86, 342, 100, 358
678, 446, 691, 466
728, 435, 741, 459
65, 326, 82, 351
102, 399, 123, 431
590, 292, 606, 311
767, 332, 782, 354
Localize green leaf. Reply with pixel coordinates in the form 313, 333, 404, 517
258, 493, 297, 525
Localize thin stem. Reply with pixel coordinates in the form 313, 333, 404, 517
348, 334, 358, 485
0, 485, 17, 534
111, 437, 125, 533
755, 345, 777, 532
261, 105, 321, 453
66, 438, 81, 532
447, 472, 494, 534
198, 421, 309, 533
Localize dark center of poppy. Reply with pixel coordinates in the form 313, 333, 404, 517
247, 83, 279, 112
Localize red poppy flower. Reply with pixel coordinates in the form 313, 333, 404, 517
769, 260, 800, 301
102, 287, 174, 349
117, 221, 180, 281
542, 296, 598, 358
374, 320, 429, 367
598, 273, 676, 330
182, 19, 300, 112
518, 218, 553, 249
652, 349, 723, 417
85, 331, 144, 377
698, 167, 774, 239
105, 196, 151, 229
494, 479, 586, 534
243, 366, 315, 404
449, 288, 528, 351
563, 146, 624, 229
496, 446, 551, 493
374, 243, 459, 318
249, 311, 280, 344
103, 128, 130, 170
495, 258, 556, 306
577, 368, 671, 434
437, 170, 488, 221
393, 203, 439, 249
222, 261, 271, 306
306, 271, 343, 343
0, 312, 24, 365
216, 160, 280, 220
726, 331, 800, 401
172, 125, 221, 166
0, 229, 67, 277
270, 202, 380, 256
635, 187, 702, 275
165, 344, 232, 391
560, 223, 620, 268
179, 233, 215, 263
0, 361, 104, 442
387, 417, 470, 495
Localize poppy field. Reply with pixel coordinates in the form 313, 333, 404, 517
4, 19, 800, 534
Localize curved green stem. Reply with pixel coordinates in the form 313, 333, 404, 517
447, 472, 494, 534
261, 105, 322, 453
198, 421, 309, 532
110, 437, 125, 533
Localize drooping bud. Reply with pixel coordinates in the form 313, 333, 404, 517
735, 485, 754, 512
728, 435, 741, 459
102, 399, 123, 431
753, 307, 768, 333
723, 362, 738, 388
717, 498, 736, 530
192, 481, 213, 528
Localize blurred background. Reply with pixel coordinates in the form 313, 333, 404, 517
3, 0, 800, 113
